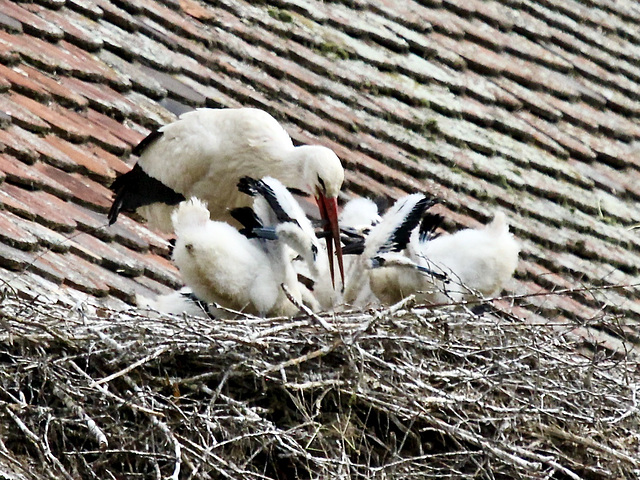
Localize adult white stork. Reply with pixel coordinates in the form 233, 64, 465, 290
108, 107, 345, 285
170, 197, 305, 317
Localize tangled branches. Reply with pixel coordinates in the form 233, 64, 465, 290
0, 291, 638, 479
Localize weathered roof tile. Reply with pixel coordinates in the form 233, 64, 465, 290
0, 64, 52, 102
0, 11, 23, 34
97, 49, 167, 98
51, 107, 131, 154
1, 154, 73, 198
9, 212, 72, 253
0, 209, 39, 251
31, 163, 113, 211
516, 111, 597, 162
1, 184, 78, 232
66, 0, 104, 20
135, 64, 206, 106
47, 251, 112, 296
0, 93, 52, 133
25, 5, 104, 51
0, 0, 65, 40
6, 94, 85, 141
0, 127, 40, 163
42, 136, 109, 179
558, 122, 637, 169
492, 77, 562, 121
14, 65, 89, 109
56, 77, 139, 118
0, 243, 62, 282
70, 232, 144, 275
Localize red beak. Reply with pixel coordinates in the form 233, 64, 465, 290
316, 194, 344, 289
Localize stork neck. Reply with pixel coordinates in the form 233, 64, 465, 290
280, 146, 312, 193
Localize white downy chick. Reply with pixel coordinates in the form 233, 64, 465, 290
417, 211, 520, 303
171, 198, 300, 317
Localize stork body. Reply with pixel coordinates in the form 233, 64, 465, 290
343, 194, 435, 306
370, 211, 520, 305
171, 198, 301, 317
417, 212, 520, 303
109, 107, 345, 285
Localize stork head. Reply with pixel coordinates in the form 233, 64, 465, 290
296, 145, 345, 288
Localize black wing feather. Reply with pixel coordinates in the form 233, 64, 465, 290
132, 129, 164, 156
108, 163, 185, 225
230, 207, 264, 238
383, 197, 437, 253
418, 213, 444, 243
342, 238, 365, 255
237, 177, 297, 225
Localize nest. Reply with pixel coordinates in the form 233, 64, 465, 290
0, 287, 638, 480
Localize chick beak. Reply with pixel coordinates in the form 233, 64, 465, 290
316, 194, 344, 289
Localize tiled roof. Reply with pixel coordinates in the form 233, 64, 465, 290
0, 0, 639, 347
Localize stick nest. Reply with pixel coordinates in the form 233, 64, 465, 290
0, 289, 638, 480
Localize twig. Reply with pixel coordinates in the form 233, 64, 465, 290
123, 376, 181, 480
261, 340, 342, 374
542, 425, 640, 467
68, 360, 165, 417
5, 406, 75, 480
281, 283, 336, 332
52, 385, 108, 451
90, 346, 169, 387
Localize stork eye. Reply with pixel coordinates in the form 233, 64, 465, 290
317, 175, 326, 192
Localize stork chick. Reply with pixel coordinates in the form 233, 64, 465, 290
417, 211, 520, 303
171, 198, 301, 317
343, 194, 436, 306
370, 211, 520, 305
234, 176, 335, 311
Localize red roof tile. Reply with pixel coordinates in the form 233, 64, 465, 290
0, 93, 52, 133
1, 184, 78, 231
31, 163, 113, 211
0, 154, 72, 198
0, 0, 65, 41
17, 65, 90, 109
0, 209, 39, 251
0, 64, 52, 102
42, 136, 112, 180
24, 5, 104, 51
0, 0, 637, 331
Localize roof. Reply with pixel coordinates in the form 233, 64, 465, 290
0, 0, 638, 349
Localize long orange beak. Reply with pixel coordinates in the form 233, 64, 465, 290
316, 194, 344, 289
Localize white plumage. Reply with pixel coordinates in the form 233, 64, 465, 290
369, 211, 520, 305
171, 198, 302, 317
109, 107, 346, 285
136, 288, 215, 318
418, 211, 520, 303
339, 197, 381, 235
